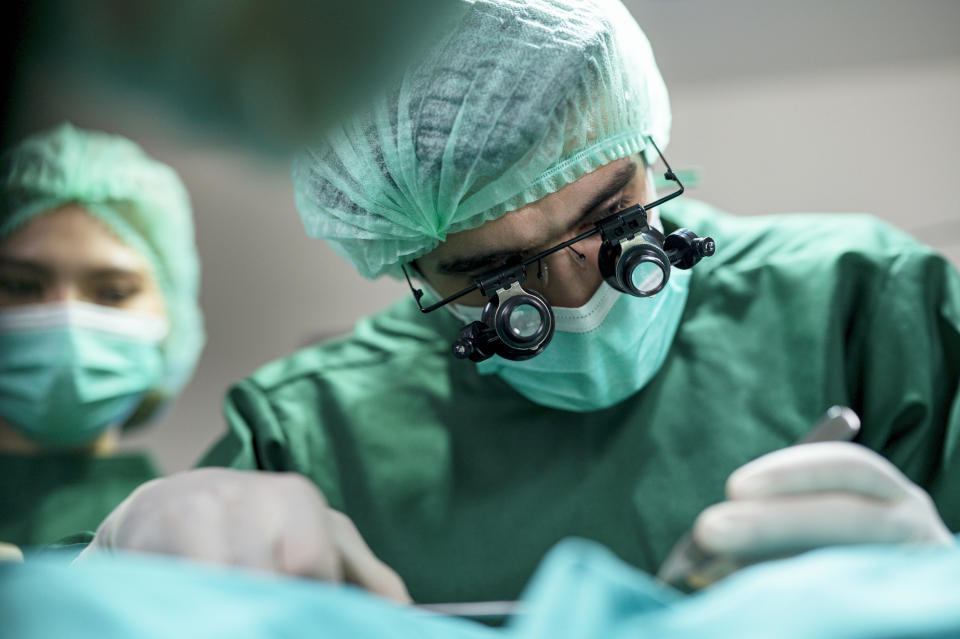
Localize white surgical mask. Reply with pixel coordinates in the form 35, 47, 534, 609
473, 270, 690, 411
0, 301, 168, 445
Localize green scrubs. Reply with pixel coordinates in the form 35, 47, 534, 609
201, 200, 960, 604
0, 452, 158, 549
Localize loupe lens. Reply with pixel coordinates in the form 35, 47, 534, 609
491, 289, 554, 355
630, 260, 665, 295
507, 303, 543, 340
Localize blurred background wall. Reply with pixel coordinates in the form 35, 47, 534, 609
6, 0, 959, 471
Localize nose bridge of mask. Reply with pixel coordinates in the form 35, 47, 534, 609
0, 301, 169, 343
551, 282, 621, 333
449, 271, 639, 336
448, 280, 621, 333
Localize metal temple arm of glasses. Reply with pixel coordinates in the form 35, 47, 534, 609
641, 136, 684, 210
402, 264, 481, 313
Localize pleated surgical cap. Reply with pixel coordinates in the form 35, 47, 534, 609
293, 0, 671, 279
0, 123, 204, 423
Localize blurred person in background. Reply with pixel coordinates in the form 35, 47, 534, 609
2, 1, 466, 151
0, 123, 204, 553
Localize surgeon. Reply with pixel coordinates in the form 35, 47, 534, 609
83, 0, 960, 606
0, 123, 204, 551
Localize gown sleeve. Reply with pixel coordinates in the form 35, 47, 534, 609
852, 246, 960, 532
199, 377, 347, 510
198, 379, 285, 471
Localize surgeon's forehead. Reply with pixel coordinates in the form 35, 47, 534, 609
0, 204, 151, 275
425, 157, 641, 267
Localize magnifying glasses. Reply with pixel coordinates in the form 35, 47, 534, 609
402, 137, 716, 362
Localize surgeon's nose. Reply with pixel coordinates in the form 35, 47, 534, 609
536, 244, 604, 308
46, 281, 83, 304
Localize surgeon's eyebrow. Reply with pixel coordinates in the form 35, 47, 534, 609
0, 257, 52, 277
437, 161, 638, 275
0, 257, 144, 278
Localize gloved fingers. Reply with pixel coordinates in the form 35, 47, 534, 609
271, 515, 342, 582
269, 474, 343, 582
84, 475, 168, 552
727, 442, 915, 501
693, 492, 952, 558
114, 487, 236, 565
329, 510, 412, 604
0, 542, 24, 563
73, 544, 95, 564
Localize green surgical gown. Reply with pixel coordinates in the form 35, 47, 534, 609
201, 199, 960, 604
0, 452, 158, 550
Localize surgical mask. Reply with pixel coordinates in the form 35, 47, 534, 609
455, 269, 691, 412
0, 301, 168, 446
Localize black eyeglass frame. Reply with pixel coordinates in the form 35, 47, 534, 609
401, 137, 684, 313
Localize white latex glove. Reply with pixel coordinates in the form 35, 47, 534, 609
77, 468, 411, 603
693, 442, 955, 559
0, 541, 23, 563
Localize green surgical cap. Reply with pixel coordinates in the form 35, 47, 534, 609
293, 0, 670, 279
0, 123, 204, 421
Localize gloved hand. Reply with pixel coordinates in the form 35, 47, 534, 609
77, 468, 411, 603
693, 442, 955, 560
0, 541, 23, 563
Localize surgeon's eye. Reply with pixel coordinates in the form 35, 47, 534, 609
94, 283, 142, 306
85, 270, 148, 307
578, 199, 633, 232
0, 274, 45, 300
